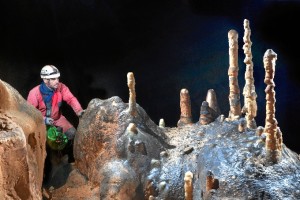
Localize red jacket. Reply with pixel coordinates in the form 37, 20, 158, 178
27, 82, 83, 132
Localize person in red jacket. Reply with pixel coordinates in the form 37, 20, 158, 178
27, 65, 84, 139
27, 65, 84, 185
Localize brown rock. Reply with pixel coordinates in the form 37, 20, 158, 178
0, 79, 46, 199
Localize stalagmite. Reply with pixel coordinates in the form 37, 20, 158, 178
205, 171, 219, 198
184, 171, 193, 200
256, 126, 264, 136
206, 89, 221, 116
242, 19, 257, 129
238, 118, 246, 133
263, 49, 282, 164
145, 180, 156, 200
200, 89, 221, 125
228, 29, 242, 120
159, 118, 165, 128
127, 122, 138, 134
126, 123, 138, 152
206, 171, 215, 192
199, 101, 213, 125
149, 195, 155, 200
219, 114, 225, 122
127, 72, 137, 116
276, 127, 283, 151
177, 88, 193, 126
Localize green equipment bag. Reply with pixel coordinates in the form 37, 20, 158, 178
46, 125, 68, 151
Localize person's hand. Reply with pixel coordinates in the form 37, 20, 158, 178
45, 117, 54, 125
77, 110, 85, 118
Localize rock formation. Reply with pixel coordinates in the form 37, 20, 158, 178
0, 79, 46, 199
1, 19, 300, 200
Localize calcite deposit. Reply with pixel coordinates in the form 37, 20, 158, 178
0, 19, 300, 200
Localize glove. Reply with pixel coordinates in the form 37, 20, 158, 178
45, 117, 54, 125
77, 109, 85, 118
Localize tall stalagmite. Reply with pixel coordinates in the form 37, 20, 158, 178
177, 88, 193, 126
242, 19, 257, 129
228, 29, 242, 120
127, 72, 137, 116
263, 49, 282, 164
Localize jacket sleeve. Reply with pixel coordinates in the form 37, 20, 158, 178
60, 83, 83, 114
27, 86, 47, 121
27, 88, 39, 108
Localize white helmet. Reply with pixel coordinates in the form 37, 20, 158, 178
40, 65, 60, 79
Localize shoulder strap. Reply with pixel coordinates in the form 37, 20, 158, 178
45, 102, 52, 117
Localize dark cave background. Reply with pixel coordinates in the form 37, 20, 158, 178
0, 0, 300, 153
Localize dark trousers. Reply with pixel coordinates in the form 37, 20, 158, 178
43, 139, 74, 187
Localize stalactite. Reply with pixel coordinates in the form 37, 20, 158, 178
184, 171, 193, 200
242, 19, 257, 129
263, 49, 282, 164
228, 29, 242, 120
177, 88, 193, 126
127, 72, 137, 117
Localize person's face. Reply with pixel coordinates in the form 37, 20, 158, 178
44, 78, 59, 89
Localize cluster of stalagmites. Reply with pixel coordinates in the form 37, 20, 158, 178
173, 19, 281, 164
32, 18, 285, 200
122, 18, 284, 199
124, 18, 283, 198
